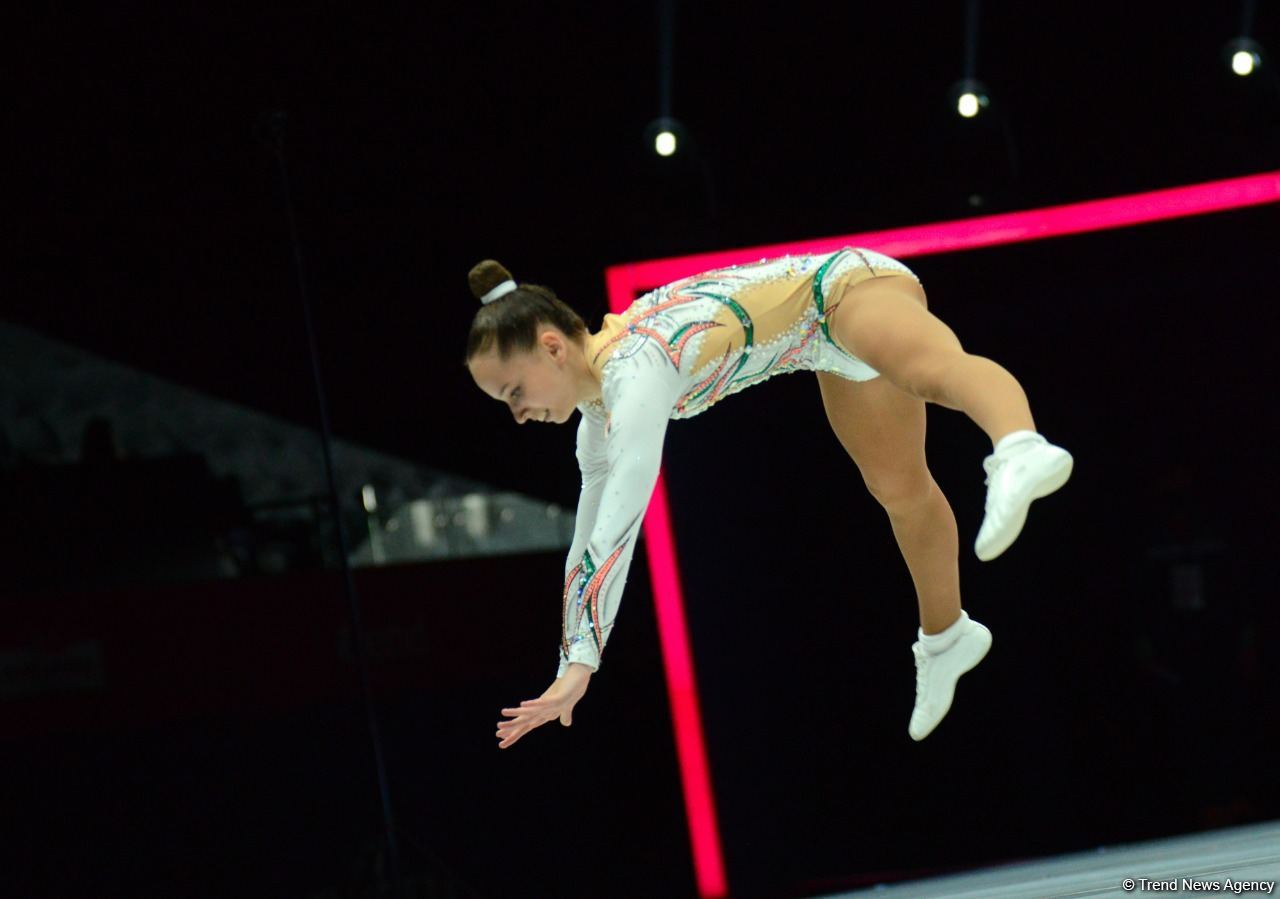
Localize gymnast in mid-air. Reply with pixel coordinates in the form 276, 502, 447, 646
465, 247, 1073, 749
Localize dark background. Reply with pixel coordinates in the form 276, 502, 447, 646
6, 2, 1280, 897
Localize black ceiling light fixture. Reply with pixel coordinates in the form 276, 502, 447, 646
646, 0, 684, 158
947, 0, 991, 121
646, 115, 685, 159
1224, 0, 1265, 78
1225, 35, 1265, 78
636, 0, 718, 233
940, 0, 1020, 210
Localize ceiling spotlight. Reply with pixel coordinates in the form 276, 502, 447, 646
949, 78, 991, 119
1224, 37, 1264, 76
645, 116, 685, 158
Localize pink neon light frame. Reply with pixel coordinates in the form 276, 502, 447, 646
603, 171, 1279, 899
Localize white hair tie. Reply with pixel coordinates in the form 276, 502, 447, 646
480, 280, 518, 304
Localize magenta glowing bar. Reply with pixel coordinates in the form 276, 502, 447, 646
605, 170, 1279, 899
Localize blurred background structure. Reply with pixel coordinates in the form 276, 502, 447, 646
1, 321, 578, 587
6, 2, 1279, 897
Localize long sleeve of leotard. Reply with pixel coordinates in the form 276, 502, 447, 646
556, 339, 685, 678
562, 408, 609, 586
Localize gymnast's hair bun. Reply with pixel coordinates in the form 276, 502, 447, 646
468, 260, 514, 302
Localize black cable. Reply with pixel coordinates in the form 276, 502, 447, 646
657, 0, 676, 120
259, 109, 401, 888
964, 0, 981, 82
1240, 0, 1256, 38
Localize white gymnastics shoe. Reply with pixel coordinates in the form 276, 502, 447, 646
974, 430, 1073, 562
909, 611, 992, 741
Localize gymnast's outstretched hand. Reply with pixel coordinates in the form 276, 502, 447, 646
496, 663, 591, 749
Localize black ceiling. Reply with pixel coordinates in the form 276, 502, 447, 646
12, 2, 1279, 499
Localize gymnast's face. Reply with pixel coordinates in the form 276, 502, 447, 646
469, 327, 580, 426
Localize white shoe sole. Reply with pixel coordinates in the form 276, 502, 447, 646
975, 451, 1074, 561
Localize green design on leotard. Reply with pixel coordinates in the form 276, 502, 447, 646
680, 290, 753, 346
680, 289, 755, 399
812, 249, 850, 345
669, 321, 703, 345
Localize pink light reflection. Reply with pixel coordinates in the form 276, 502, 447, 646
606, 170, 1279, 899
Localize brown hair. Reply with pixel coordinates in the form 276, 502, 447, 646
463, 260, 588, 365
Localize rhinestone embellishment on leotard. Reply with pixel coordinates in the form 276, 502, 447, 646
561, 541, 629, 662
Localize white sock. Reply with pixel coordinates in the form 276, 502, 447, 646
918, 609, 969, 655
994, 429, 1043, 455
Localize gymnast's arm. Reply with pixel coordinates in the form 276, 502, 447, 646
556, 357, 679, 678
495, 344, 681, 749
563, 406, 610, 592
